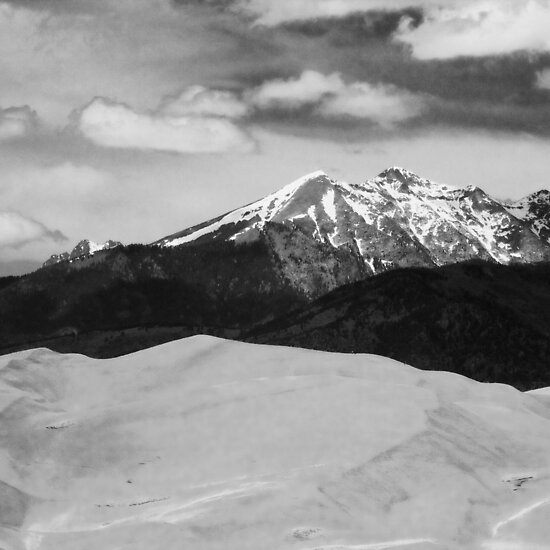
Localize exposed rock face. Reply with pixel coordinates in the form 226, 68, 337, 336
505, 189, 550, 244
156, 167, 550, 296
43, 239, 122, 267
43, 252, 70, 267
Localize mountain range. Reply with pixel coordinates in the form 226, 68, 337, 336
1, 167, 550, 388
41, 167, 550, 297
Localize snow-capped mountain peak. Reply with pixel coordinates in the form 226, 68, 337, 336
156, 167, 550, 289
156, 170, 336, 247
43, 239, 122, 267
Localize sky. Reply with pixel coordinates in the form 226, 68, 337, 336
1, 0, 550, 274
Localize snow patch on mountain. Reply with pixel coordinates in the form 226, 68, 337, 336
157, 170, 329, 248
43, 239, 122, 267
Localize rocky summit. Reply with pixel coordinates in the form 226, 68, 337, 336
43, 239, 122, 267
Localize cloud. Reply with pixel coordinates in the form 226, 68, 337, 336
199, 0, 550, 60
249, 71, 343, 110
233, 0, 431, 26
537, 68, 550, 90
248, 70, 424, 126
171, 0, 236, 9
75, 97, 254, 154
0, 0, 243, 127
83, 72, 424, 139
396, 1, 550, 59
158, 86, 249, 119
0, 211, 66, 249
0, 106, 38, 141
318, 82, 425, 125
278, 8, 424, 41
0, 161, 117, 230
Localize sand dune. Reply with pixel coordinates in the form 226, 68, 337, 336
0, 336, 549, 549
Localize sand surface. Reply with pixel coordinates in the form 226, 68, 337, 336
1, 336, 549, 549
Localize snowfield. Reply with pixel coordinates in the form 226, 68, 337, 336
1, 336, 550, 549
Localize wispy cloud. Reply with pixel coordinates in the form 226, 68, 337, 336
0, 211, 66, 249
158, 86, 250, 119
249, 71, 343, 110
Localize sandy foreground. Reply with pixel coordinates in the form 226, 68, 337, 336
0, 336, 549, 550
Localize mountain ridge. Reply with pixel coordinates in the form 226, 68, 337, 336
42, 167, 550, 280
43, 239, 122, 267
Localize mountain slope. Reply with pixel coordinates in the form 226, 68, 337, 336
249, 261, 550, 390
0, 240, 307, 355
2, 337, 550, 549
505, 189, 550, 244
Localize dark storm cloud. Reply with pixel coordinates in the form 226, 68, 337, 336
278, 8, 424, 42
170, 0, 239, 12
425, 97, 550, 136
338, 52, 550, 105
172, 0, 232, 5
239, 9, 550, 136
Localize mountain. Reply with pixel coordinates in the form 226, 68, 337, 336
249, 261, 550, 390
156, 167, 550, 293
2, 336, 550, 549
39, 167, 550, 299
1, 167, 550, 376
0, 239, 306, 356
43, 239, 122, 267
